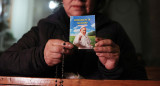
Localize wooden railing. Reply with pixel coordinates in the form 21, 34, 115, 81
0, 76, 160, 86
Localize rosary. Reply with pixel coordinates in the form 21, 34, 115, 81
55, 42, 65, 86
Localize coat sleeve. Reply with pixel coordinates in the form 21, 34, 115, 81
0, 27, 51, 76
115, 23, 148, 80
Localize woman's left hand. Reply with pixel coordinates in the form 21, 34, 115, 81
94, 37, 120, 70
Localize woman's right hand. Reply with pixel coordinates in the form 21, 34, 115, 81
44, 39, 74, 66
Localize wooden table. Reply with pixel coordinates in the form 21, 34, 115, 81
0, 76, 160, 86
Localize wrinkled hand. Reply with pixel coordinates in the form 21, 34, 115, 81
94, 37, 120, 70
44, 39, 74, 66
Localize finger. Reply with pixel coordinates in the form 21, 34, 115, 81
49, 39, 74, 49
47, 53, 62, 59
52, 59, 62, 64
95, 37, 104, 42
94, 46, 120, 53
96, 53, 110, 58
95, 39, 115, 47
94, 46, 112, 53
48, 58, 62, 66
63, 49, 72, 54
63, 42, 74, 49
49, 45, 64, 53
45, 57, 62, 66
96, 53, 119, 59
49, 39, 65, 46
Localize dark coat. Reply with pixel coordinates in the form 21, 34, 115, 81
0, 7, 147, 80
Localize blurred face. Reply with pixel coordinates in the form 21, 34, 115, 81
80, 27, 86, 35
63, 0, 95, 17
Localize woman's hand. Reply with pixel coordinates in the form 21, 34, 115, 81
94, 37, 120, 70
44, 39, 74, 66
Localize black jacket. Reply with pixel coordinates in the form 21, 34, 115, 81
0, 7, 147, 80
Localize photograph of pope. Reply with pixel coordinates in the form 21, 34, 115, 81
73, 27, 93, 49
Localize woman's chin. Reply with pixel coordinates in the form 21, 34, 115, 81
70, 11, 86, 16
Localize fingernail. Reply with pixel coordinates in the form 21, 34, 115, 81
96, 53, 100, 56
96, 53, 98, 56
68, 44, 74, 48
68, 44, 72, 47
95, 43, 98, 47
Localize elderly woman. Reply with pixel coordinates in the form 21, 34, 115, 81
0, 0, 147, 80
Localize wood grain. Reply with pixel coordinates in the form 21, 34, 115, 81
0, 76, 160, 86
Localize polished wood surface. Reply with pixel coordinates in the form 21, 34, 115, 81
0, 76, 160, 86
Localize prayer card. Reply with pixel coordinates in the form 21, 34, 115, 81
70, 15, 96, 49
